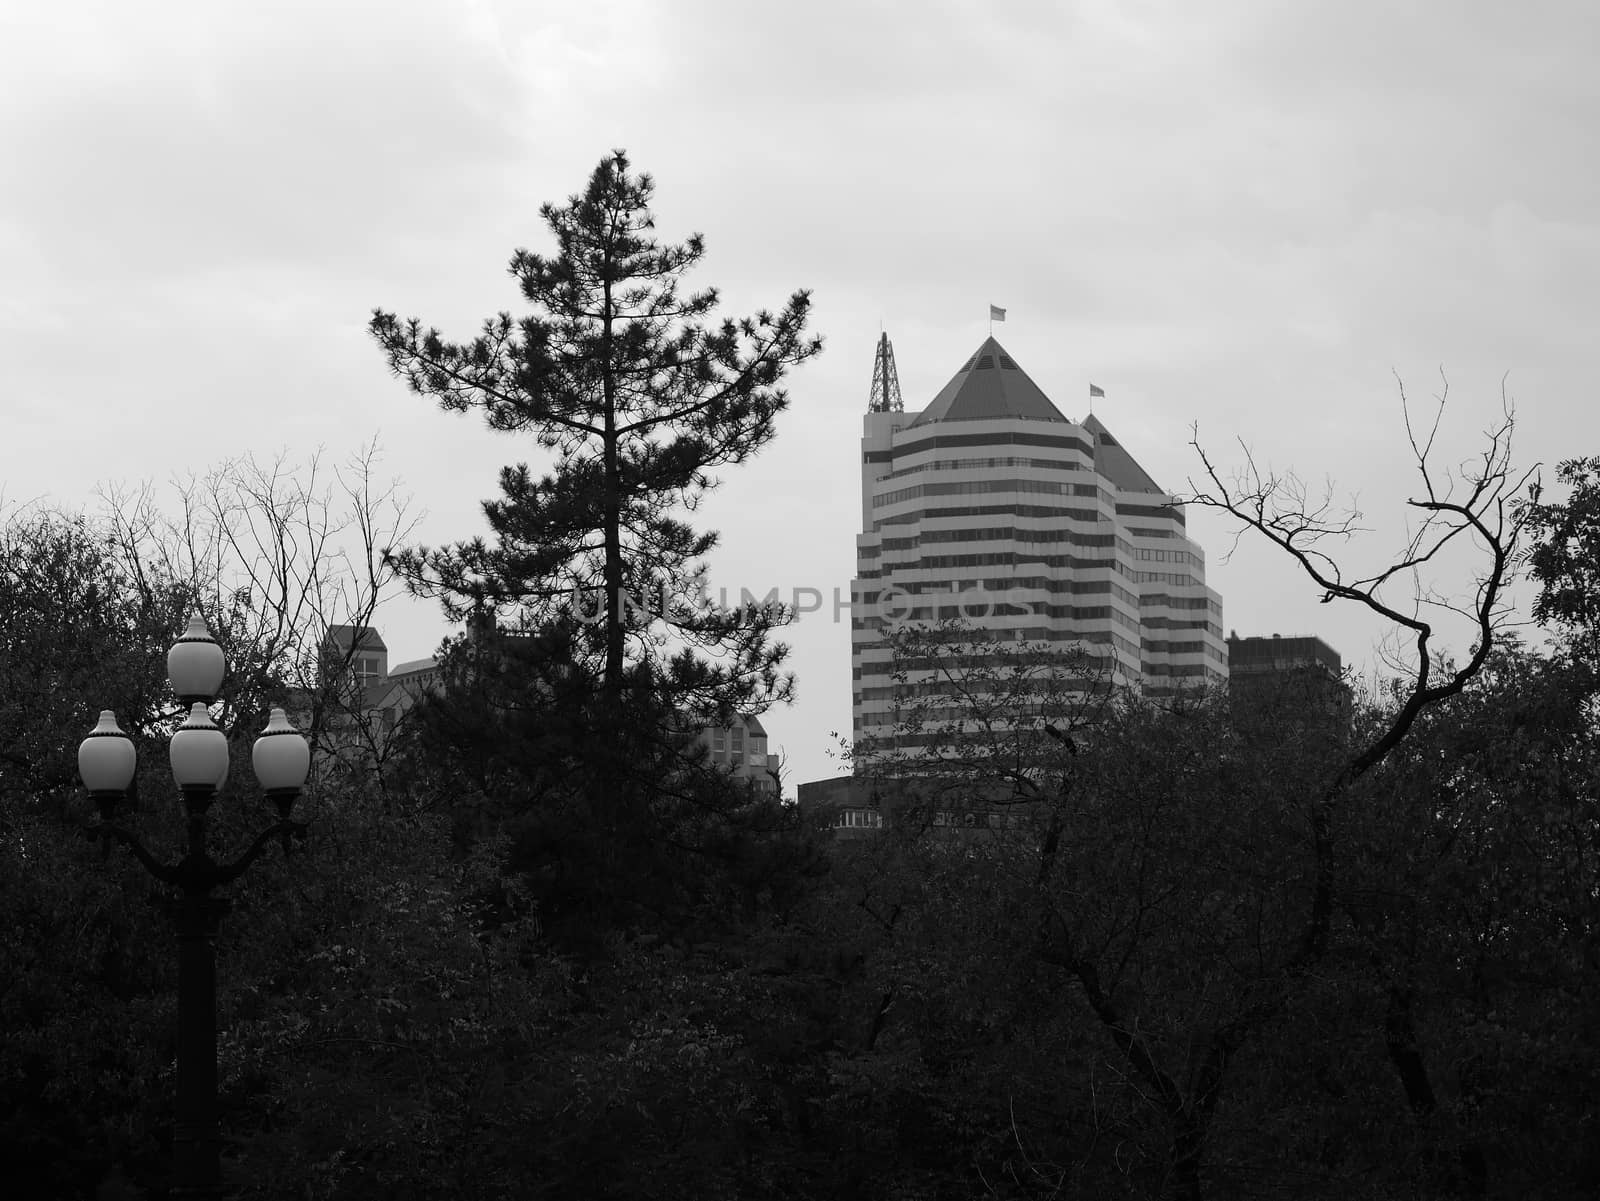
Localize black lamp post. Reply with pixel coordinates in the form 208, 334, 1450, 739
77, 614, 310, 1198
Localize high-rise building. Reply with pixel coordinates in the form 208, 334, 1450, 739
850, 333, 1227, 754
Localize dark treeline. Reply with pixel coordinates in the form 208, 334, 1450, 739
2, 154, 1597, 1200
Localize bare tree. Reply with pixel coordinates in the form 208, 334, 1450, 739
1184, 381, 1529, 955
853, 386, 1533, 1200
94, 441, 421, 793
1034, 381, 1531, 1199
1190, 376, 1529, 760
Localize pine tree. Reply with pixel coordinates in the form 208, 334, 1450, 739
370, 151, 822, 733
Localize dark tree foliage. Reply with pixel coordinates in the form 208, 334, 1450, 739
370, 150, 822, 728
369, 151, 824, 952
801, 644, 1598, 1200
11, 446, 1600, 1199
0, 509, 165, 814
1340, 643, 1600, 1197
1521, 457, 1600, 663
386, 616, 825, 950
0, 513, 169, 1197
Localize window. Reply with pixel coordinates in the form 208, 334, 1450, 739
835, 810, 884, 829
711, 729, 727, 753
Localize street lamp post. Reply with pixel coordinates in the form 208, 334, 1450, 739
77, 614, 310, 1198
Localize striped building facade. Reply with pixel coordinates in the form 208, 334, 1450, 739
850, 334, 1227, 754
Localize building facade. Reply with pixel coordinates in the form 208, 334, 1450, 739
372, 654, 443, 736
695, 714, 779, 796
850, 334, 1227, 755
325, 624, 388, 700
1226, 632, 1351, 735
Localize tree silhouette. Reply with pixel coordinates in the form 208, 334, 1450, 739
370, 150, 821, 732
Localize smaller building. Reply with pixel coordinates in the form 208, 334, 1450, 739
292, 625, 399, 773
696, 714, 779, 796
796, 772, 1037, 839
797, 774, 880, 836
370, 655, 442, 736
1226, 632, 1351, 735
324, 624, 389, 704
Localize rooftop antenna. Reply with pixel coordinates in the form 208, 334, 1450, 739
867, 330, 904, 413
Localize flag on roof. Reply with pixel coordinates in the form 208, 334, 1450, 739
1089, 383, 1105, 398
989, 304, 1006, 321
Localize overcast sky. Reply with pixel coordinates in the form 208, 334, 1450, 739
5, 1, 1598, 791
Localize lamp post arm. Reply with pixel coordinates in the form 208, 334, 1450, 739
92, 824, 184, 887
214, 820, 308, 887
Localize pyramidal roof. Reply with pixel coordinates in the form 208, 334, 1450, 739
1082, 413, 1165, 494
909, 336, 1070, 427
